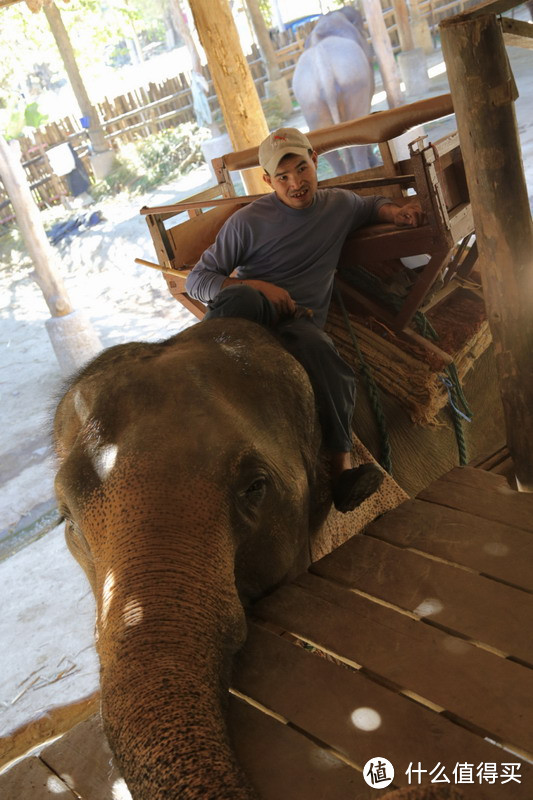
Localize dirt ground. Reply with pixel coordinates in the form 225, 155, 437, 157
1, 39, 532, 769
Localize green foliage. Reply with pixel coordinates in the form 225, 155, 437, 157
91, 122, 209, 198
258, 0, 272, 27
261, 96, 285, 129
24, 102, 49, 129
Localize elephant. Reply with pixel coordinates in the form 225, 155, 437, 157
53, 316, 409, 800
52, 314, 504, 799
292, 8, 375, 176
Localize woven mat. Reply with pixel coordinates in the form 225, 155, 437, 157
325, 286, 492, 426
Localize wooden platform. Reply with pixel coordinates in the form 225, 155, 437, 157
2, 466, 533, 799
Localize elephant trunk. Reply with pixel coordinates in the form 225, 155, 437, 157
89, 493, 258, 800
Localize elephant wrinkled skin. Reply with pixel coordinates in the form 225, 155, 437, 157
53, 318, 331, 800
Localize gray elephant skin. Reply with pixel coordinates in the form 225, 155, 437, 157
53, 318, 332, 800
292, 8, 375, 175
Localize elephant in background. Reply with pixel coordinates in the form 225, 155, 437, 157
53, 317, 406, 800
293, 7, 376, 176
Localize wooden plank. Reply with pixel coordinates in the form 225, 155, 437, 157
39, 714, 123, 800
234, 624, 533, 797
418, 470, 533, 531
438, 465, 511, 491
228, 695, 386, 800
253, 575, 533, 754
311, 533, 533, 663
0, 757, 78, 799
442, 0, 520, 21
365, 498, 533, 591
167, 203, 245, 270
501, 17, 533, 50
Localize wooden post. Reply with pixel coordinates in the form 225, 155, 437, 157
391, 0, 415, 52
0, 135, 72, 318
441, 13, 533, 491
0, 135, 102, 374
188, 0, 270, 195
360, 0, 403, 108
244, 0, 292, 117
410, 0, 434, 53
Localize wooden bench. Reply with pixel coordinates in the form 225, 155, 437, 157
137, 94, 479, 361
3, 466, 532, 798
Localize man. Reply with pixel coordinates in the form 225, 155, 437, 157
185, 127, 424, 512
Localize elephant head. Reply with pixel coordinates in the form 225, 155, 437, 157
53, 318, 328, 800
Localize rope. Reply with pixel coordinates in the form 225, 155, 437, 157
334, 284, 393, 475
336, 265, 474, 468
439, 365, 473, 466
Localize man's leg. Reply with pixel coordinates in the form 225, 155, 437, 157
277, 318, 383, 512
204, 285, 277, 326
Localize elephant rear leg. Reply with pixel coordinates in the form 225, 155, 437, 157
324, 149, 349, 176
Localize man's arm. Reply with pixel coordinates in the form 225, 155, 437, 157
376, 200, 425, 228
185, 214, 296, 316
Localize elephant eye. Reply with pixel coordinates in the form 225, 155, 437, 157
244, 476, 267, 501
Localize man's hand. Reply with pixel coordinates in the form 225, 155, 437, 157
248, 280, 296, 317
222, 277, 296, 318
378, 201, 425, 228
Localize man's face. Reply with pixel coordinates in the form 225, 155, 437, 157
263, 151, 318, 210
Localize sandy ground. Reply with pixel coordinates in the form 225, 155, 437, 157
1, 40, 532, 769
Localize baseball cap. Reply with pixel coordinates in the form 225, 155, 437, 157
258, 127, 313, 175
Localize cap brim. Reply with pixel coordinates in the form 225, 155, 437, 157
263, 146, 311, 176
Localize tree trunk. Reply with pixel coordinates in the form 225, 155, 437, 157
244, 0, 292, 116
43, 2, 111, 157
0, 135, 72, 317
441, 13, 533, 491
188, 0, 270, 195
360, 0, 403, 108
0, 135, 102, 374
170, 0, 203, 74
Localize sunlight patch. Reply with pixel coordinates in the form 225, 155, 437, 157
351, 706, 382, 731
92, 443, 118, 481
112, 777, 133, 799
101, 569, 115, 628
414, 598, 444, 618
46, 775, 68, 793
74, 389, 89, 423
123, 598, 144, 628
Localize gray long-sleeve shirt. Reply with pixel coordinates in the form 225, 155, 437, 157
185, 188, 391, 328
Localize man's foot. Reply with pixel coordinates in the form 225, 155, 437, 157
332, 463, 384, 513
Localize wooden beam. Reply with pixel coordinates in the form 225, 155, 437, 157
446, 0, 523, 20
441, 13, 533, 491
188, 0, 270, 196
219, 94, 454, 172
501, 17, 533, 50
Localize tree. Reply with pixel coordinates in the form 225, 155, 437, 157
42, 1, 115, 177
244, 0, 292, 117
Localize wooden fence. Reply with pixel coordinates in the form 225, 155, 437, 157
0, 0, 476, 224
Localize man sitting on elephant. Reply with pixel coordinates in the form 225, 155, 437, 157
185, 127, 424, 513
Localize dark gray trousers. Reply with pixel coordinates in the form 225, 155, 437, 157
205, 285, 356, 452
